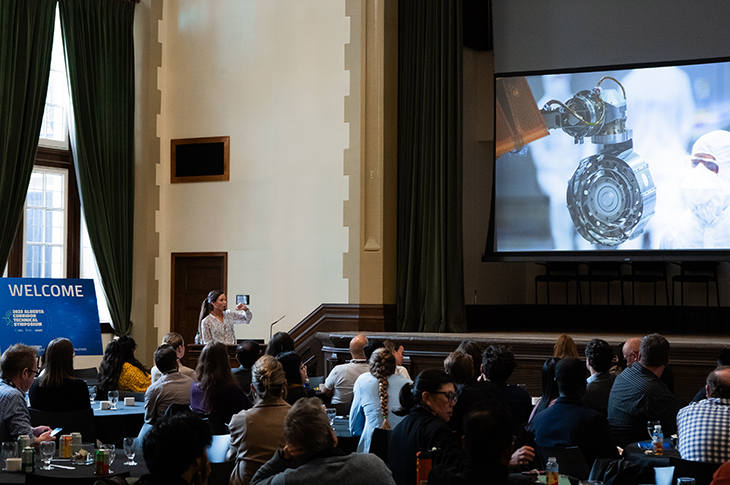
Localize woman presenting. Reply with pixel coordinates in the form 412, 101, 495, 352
199, 290, 252, 345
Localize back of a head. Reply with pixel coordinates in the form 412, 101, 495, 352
253, 354, 287, 400
117, 336, 137, 362
444, 351, 473, 385
236, 340, 260, 368
369, 348, 396, 378
462, 402, 513, 463
707, 366, 730, 399
0, 344, 37, 380
161, 332, 184, 350
482, 345, 516, 383
266, 332, 295, 357
555, 357, 586, 396
276, 351, 303, 385
155, 345, 178, 374
640, 333, 670, 368
383, 339, 402, 354
39, 338, 75, 388
143, 412, 212, 477
349, 334, 368, 359
196, 341, 233, 393
554, 334, 579, 359
285, 397, 334, 458
396, 368, 453, 416
585, 339, 614, 373
364, 339, 384, 361
456, 340, 482, 379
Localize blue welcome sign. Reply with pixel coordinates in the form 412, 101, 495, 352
0, 278, 103, 356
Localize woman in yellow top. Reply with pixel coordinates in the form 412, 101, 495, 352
98, 336, 151, 396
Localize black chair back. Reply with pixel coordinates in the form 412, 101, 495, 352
368, 428, 391, 464
29, 407, 97, 443
208, 460, 236, 485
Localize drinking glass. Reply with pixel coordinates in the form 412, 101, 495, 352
326, 408, 336, 429
40, 440, 55, 470
108, 390, 119, 410
2, 441, 16, 469
647, 420, 660, 439
101, 444, 116, 472
123, 437, 137, 466
88, 385, 97, 402
677, 479, 696, 485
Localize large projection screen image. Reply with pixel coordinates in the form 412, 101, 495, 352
492, 60, 730, 257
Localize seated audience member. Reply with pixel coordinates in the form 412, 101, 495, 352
363, 338, 384, 362
137, 412, 212, 485
230, 355, 291, 485
350, 348, 411, 452
444, 351, 506, 436
692, 349, 730, 403
251, 397, 395, 485
384, 339, 411, 380
276, 352, 315, 406
150, 332, 196, 384
624, 337, 675, 392
677, 366, 730, 462
608, 333, 678, 447
531, 357, 618, 467
389, 369, 464, 485
429, 402, 540, 485
321, 334, 369, 404
0, 344, 53, 444
98, 335, 151, 397
553, 334, 579, 359
29, 338, 90, 412
583, 339, 616, 416
232, 340, 261, 400
482, 345, 533, 424
527, 358, 560, 425
265, 332, 295, 357
456, 340, 483, 379
144, 345, 194, 424
191, 341, 252, 424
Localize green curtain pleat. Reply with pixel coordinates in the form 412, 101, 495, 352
396, 0, 466, 333
0, 0, 56, 267
59, 0, 135, 336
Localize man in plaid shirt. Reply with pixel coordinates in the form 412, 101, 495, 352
677, 366, 730, 462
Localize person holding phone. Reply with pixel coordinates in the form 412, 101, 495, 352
198, 290, 253, 345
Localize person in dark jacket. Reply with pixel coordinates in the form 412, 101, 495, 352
29, 338, 91, 412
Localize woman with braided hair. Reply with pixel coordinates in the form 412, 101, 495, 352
229, 354, 291, 485
349, 348, 411, 453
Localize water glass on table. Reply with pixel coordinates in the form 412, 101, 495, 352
123, 437, 137, 466
88, 385, 97, 402
39, 440, 55, 470
108, 390, 119, 410
326, 408, 336, 429
2, 441, 17, 470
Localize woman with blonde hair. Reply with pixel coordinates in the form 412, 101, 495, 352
229, 355, 290, 485
29, 338, 90, 412
349, 348, 411, 453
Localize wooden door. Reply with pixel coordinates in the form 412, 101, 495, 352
171, 252, 227, 367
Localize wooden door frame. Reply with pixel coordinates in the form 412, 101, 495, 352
170, 252, 228, 333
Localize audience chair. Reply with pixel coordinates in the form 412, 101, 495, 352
198, 411, 229, 435
164, 402, 192, 417
208, 460, 236, 485
669, 457, 720, 485
29, 407, 96, 443
537, 445, 590, 480
534, 262, 581, 304
368, 428, 391, 465
619, 261, 669, 305
332, 401, 352, 416
671, 262, 720, 306
577, 262, 622, 305
73, 367, 99, 383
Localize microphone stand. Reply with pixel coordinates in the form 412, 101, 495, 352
269, 315, 286, 339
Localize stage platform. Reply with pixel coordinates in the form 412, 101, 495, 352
315, 331, 730, 406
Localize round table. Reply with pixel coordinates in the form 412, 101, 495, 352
93, 401, 145, 448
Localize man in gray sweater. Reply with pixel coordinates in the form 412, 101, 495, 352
251, 397, 395, 485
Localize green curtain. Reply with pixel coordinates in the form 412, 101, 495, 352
0, 0, 56, 267
59, 0, 136, 336
396, 0, 466, 333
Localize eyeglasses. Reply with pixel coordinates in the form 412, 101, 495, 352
690, 154, 720, 174
432, 391, 458, 403
27, 367, 40, 378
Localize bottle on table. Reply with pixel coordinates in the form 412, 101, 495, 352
653, 424, 664, 455
546, 456, 559, 485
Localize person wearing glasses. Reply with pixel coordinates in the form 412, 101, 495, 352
388, 369, 463, 485
0, 344, 54, 445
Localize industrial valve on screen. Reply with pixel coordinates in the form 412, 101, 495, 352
539, 77, 656, 247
